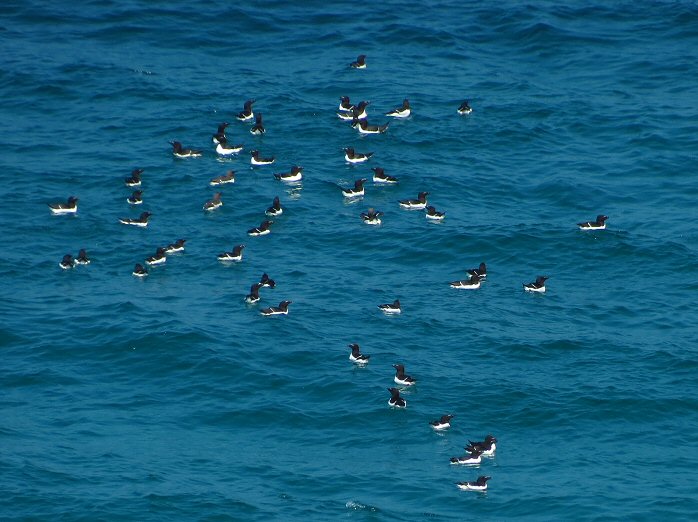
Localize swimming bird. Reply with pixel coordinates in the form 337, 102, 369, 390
339, 96, 354, 111
164, 239, 186, 254
360, 208, 383, 225
344, 147, 373, 163
215, 136, 243, 156
467, 262, 487, 279
350, 54, 367, 69
248, 220, 273, 236
75, 249, 90, 265
352, 118, 389, 134
245, 282, 263, 303
171, 141, 202, 158
260, 300, 292, 316
578, 214, 608, 230
237, 99, 255, 121
523, 276, 548, 293
59, 254, 75, 270
465, 435, 497, 457
218, 244, 245, 262
378, 299, 401, 314
398, 192, 429, 210
210, 170, 235, 186
49, 196, 78, 215
393, 364, 416, 386
145, 247, 167, 266
265, 196, 283, 217
387, 387, 406, 408
250, 150, 275, 165
450, 274, 481, 290
348, 343, 370, 364
124, 168, 143, 187
425, 206, 446, 221
457, 100, 473, 115
450, 449, 483, 465
274, 166, 303, 182
250, 113, 265, 135
127, 190, 143, 205
386, 99, 410, 118
456, 476, 490, 491
430, 415, 454, 431
342, 178, 366, 198
259, 273, 276, 288
203, 192, 223, 211
132, 263, 148, 277
338, 101, 369, 120
371, 167, 398, 184
212, 122, 229, 144
119, 211, 151, 227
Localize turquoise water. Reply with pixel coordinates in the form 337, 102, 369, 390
3, 1, 698, 520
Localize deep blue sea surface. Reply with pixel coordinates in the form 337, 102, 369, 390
3, 1, 698, 520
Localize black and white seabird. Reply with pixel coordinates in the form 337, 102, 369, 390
430, 415, 454, 431
360, 208, 383, 225
456, 476, 490, 491
132, 263, 148, 277
75, 249, 90, 265
250, 150, 275, 165
386, 99, 411, 118
171, 141, 202, 158
348, 343, 370, 364
265, 196, 283, 217
164, 239, 186, 254
125, 168, 143, 187
237, 99, 256, 121
393, 364, 416, 386
398, 192, 429, 210
127, 190, 143, 205
339, 96, 354, 111
245, 282, 263, 303
215, 136, 243, 156
371, 167, 398, 184
203, 192, 223, 211
59, 254, 75, 270
49, 196, 78, 215
387, 387, 406, 408
248, 220, 273, 236
465, 435, 497, 456
467, 262, 487, 279
450, 274, 481, 290
119, 211, 151, 227
212, 122, 229, 144
338, 101, 369, 120
274, 166, 303, 182
378, 299, 401, 314
578, 214, 608, 230
352, 118, 389, 134
524, 276, 548, 293
350, 54, 367, 69
145, 247, 167, 266
425, 206, 446, 221
260, 300, 292, 316
342, 178, 366, 198
450, 449, 483, 465
344, 147, 373, 163
250, 113, 265, 135
218, 244, 245, 262
259, 273, 276, 289
210, 170, 235, 186
457, 100, 473, 115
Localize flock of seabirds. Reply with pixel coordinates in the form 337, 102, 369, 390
49, 54, 610, 493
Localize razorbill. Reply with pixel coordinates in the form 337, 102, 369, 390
456, 476, 490, 491
212, 122, 229, 144
49, 196, 78, 215
248, 220, 273, 236
430, 415, 454, 431
387, 387, 406, 408
218, 244, 245, 262
265, 196, 283, 216
127, 190, 143, 205
465, 435, 497, 456
523, 276, 548, 293
457, 100, 473, 115
450, 449, 483, 465
250, 150, 275, 165
425, 206, 445, 221
344, 147, 373, 163
124, 168, 143, 187
274, 166, 303, 182
164, 239, 186, 254
360, 208, 383, 225
338, 101, 369, 120
250, 113, 265, 135
119, 211, 151, 227
378, 299, 401, 314
393, 363, 416, 386
203, 192, 223, 211
342, 178, 366, 198
352, 118, 389, 134
59, 254, 75, 270
350, 54, 367, 69
75, 249, 90, 265
215, 137, 243, 156
210, 170, 235, 186
398, 192, 428, 209
245, 282, 263, 303
237, 99, 255, 121
260, 300, 291, 316
171, 141, 202, 158
348, 343, 370, 364
467, 262, 487, 279
339, 96, 354, 111
259, 273, 276, 288
132, 263, 148, 277
145, 247, 167, 266
450, 274, 481, 290
578, 214, 608, 230
371, 167, 398, 184
386, 99, 410, 118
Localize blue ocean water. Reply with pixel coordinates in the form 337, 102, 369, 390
2, 0, 698, 519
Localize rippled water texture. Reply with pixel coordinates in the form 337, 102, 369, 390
2, 1, 698, 520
